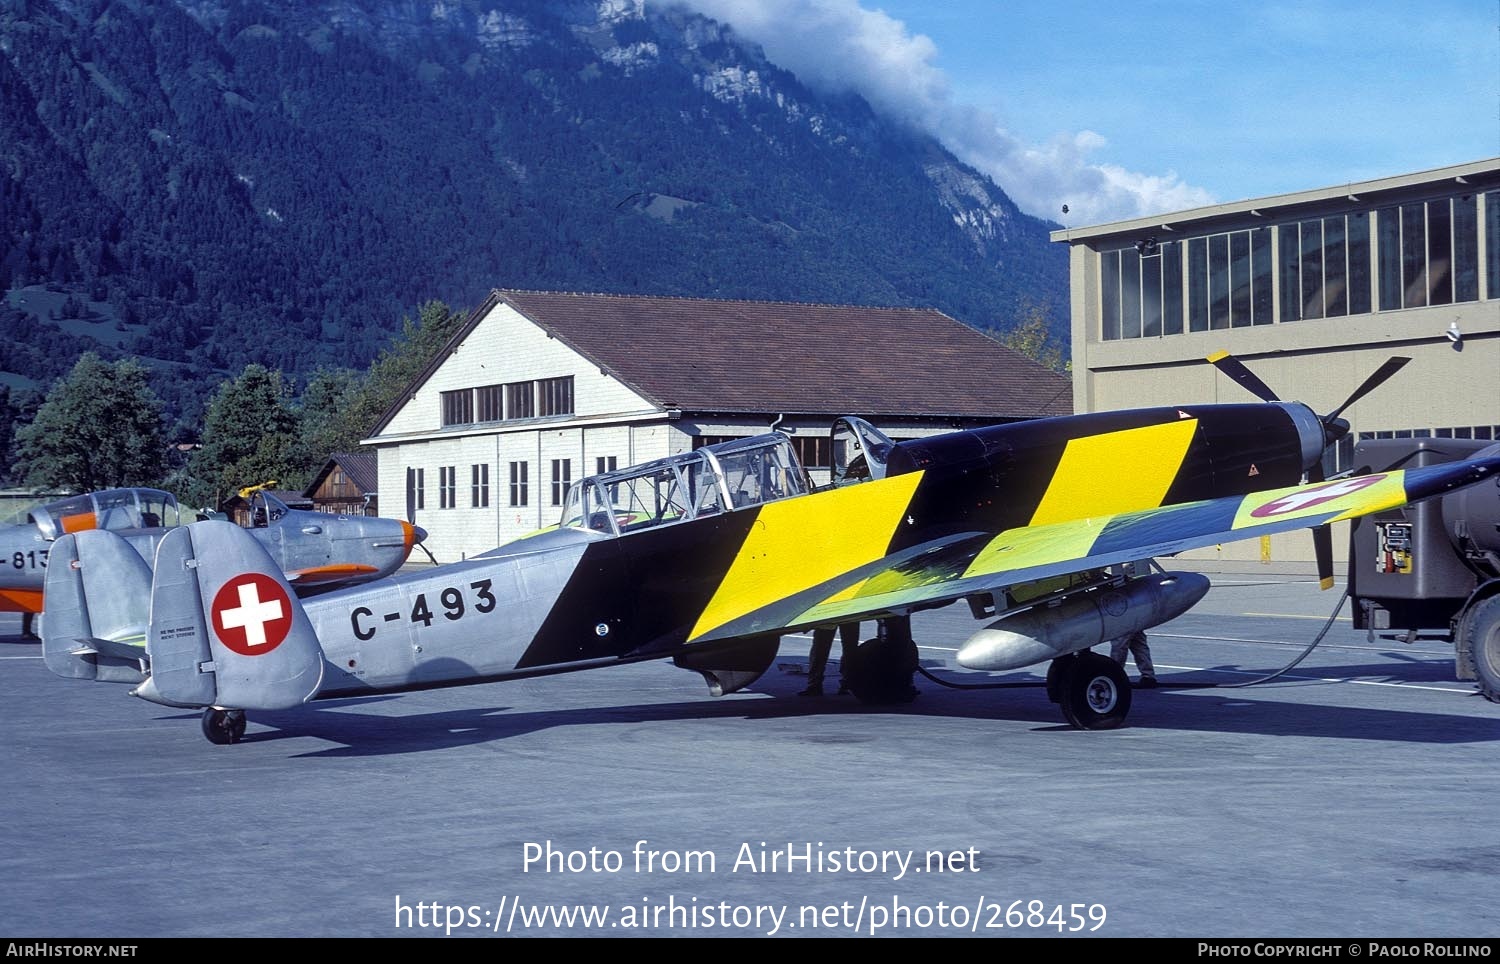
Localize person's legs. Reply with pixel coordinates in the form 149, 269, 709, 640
1127, 632, 1157, 685
834, 622, 861, 695
802, 626, 834, 696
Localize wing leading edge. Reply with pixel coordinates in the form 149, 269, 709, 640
689, 455, 1500, 641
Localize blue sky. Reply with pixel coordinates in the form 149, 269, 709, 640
674, 0, 1500, 224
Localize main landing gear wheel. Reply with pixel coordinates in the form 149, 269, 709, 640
201, 708, 247, 745
1461, 596, 1500, 703
1054, 652, 1131, 730
843, 617, 920, 705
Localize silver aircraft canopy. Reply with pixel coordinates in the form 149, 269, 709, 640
28, 488, 184, 541
559, 432, 812, 537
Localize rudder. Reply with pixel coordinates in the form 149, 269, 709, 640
132, 522, 325, 711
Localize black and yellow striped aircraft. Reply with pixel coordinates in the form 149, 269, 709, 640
38, 354, 1500, 742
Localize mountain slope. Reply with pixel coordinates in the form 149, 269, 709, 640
0, 0, 1067, 418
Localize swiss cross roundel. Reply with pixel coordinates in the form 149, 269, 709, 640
210, 573, 293, 656
1248, 474, 1388, 519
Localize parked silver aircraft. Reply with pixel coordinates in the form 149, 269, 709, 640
37, 355, 1500, 743
1, 485, 425, 625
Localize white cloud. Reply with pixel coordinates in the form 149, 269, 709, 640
664, 0, 1215, 223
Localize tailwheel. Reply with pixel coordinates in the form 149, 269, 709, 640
201, 708, 247, 745
1056, 652, 1131, 730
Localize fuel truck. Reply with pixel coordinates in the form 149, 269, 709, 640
1348, 438, 1500, 699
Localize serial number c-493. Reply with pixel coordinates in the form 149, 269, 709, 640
349, 579, 496, 641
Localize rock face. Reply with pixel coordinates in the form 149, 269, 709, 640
0, 0, 1066, 416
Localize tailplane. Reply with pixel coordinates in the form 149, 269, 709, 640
43, 521, 325, 712
42, 530, 153, 683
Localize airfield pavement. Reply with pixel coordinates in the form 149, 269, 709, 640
2, 564, 1499, 940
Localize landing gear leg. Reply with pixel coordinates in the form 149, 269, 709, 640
201, 708, 247, 745
843, 616, 920, 705
1051, 652, 1131, 730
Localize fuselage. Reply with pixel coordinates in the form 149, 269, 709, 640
295, 401, 1326, 697
0, 489, 422, 613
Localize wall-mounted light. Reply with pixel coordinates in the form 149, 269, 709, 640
1134, 237, 1158, 256
1446, 321, 1462, 344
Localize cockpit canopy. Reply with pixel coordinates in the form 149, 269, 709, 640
28, 488, 183, 541
559, 432, 812, 537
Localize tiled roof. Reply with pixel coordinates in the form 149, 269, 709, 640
330, 452, 379, 494
304, 452, 379, 498
373, 290, 1072, 434
498, 290, 1072, 419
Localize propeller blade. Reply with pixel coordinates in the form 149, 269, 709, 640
1206, 350, 1280, 403
1324, 356, 1411, 424
1313, 523, 1335, 591
405, 467, 416, 524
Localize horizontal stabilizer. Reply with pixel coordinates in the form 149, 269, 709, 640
68, 636, 148, 664
41, 530, 152, 684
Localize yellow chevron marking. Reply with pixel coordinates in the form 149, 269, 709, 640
964, 514, 1114, 578
1028, 419, 1199, 527
823, 577, 872, 604
688, 471, 924, 640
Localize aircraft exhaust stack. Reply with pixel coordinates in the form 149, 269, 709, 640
956, 572, 1211, 672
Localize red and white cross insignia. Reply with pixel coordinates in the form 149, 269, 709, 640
1249, 474, 1388, 519
211, 573, 293, 656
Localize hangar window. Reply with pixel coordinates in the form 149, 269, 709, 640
538, 377, 574, 417
407, 467, 424, 511
441, 390, 473, 427
551, 459, 572, 506
506, 382, 535, 420
1376, 196, 1480, 311
472, 463, 489, 508
476, 385, 504, 422
1104, 230, 1268, 340
509, 461, 529, 507
439, 466, 456, 509
1278, 213, 1371, 322
1487, 191, 1500, 298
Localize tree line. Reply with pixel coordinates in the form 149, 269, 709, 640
9, 301, 465, 509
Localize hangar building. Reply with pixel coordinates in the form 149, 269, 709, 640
363, 289, 1071, 560
1053, 158, 1500, 566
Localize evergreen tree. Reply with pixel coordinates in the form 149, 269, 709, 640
187, 364, 302, 509
339, 300, 466, 441
14, 353, 165, 491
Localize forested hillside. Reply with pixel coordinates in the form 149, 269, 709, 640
0, 0, 1067, 433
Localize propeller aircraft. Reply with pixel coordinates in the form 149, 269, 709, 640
36, 355, 1500, 743
1, 484, 426, 623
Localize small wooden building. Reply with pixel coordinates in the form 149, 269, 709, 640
304, 452, 380, 517
219, 489, 314, 527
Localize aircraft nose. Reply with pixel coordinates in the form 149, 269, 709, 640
400, 520, 427, 554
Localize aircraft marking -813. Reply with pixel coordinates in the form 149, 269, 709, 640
37, 354, 1500, 742
1, 486, 425, 620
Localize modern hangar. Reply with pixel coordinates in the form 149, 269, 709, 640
362, 289, 1072, 560
1052, 158, 1500, 566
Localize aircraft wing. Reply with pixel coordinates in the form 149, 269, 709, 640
690, 455, 1500, 641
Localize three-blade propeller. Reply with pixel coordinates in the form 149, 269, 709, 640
1207, 351, 1411, 589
